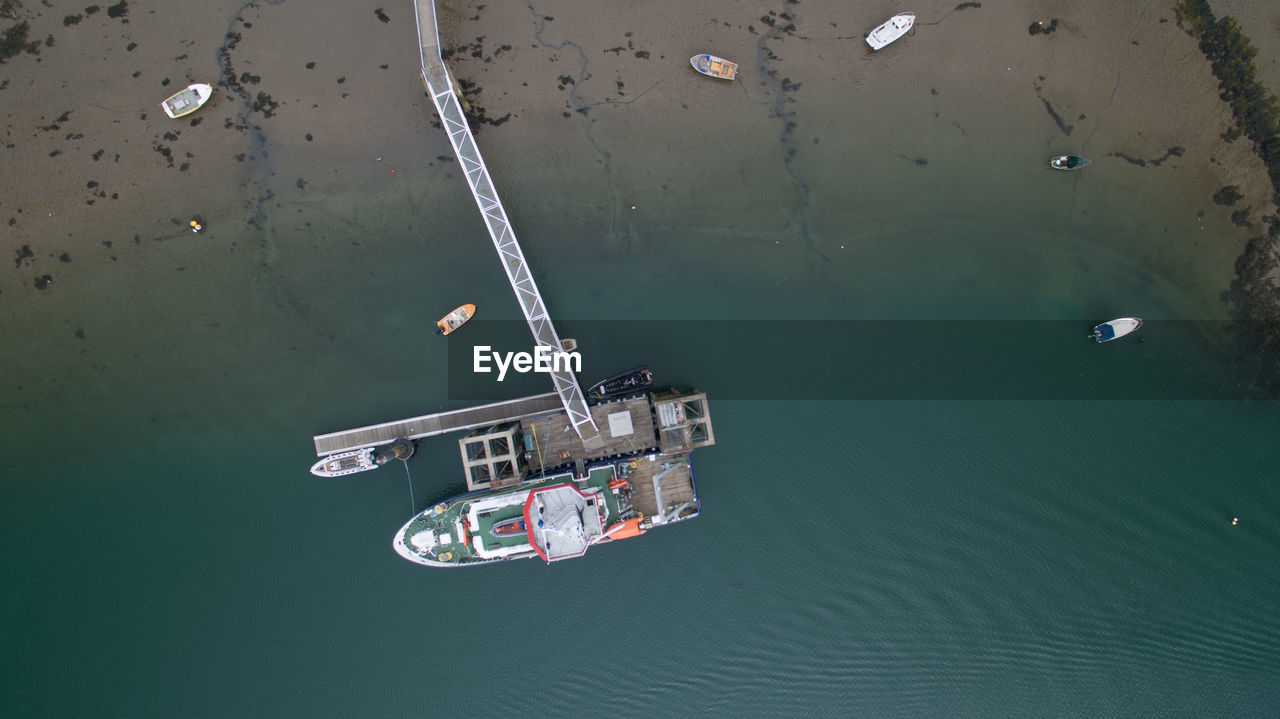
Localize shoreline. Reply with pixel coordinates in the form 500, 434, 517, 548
430, 1, 1275, 320
1175, 0, 1280, 391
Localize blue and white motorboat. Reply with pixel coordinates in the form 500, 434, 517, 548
1091, 317, 1143, 343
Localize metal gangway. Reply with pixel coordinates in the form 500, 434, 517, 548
411, 0, 601, 448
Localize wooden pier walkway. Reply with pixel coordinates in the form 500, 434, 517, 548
312, 392, 563, 456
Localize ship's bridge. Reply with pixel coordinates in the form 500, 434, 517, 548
523, 484, 606, 562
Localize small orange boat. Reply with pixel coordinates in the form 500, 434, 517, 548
604, 516, 646, 540
436, 303, 475, 335
490, 517, 528, 537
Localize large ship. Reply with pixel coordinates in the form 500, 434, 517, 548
394, 455, 695, 566
390, 388, 714, 567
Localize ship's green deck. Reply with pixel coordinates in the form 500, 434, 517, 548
470, 499, 530, 551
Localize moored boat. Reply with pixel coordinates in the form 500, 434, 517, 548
1091, 317, 1142, 343
436, 303, 475, 335
393, 456, 696, 567
587, 366, 653, 400
866, 13, 915, 50
1051, 155, 1091, 170
160, 83, 214, 119
310, 447, 378, 477
690, 54, 738, 80
376, 387, 713, 568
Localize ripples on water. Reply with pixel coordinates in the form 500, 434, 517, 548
528, 400, 1280, 717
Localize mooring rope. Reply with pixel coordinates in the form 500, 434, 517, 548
402, 460, 416, 515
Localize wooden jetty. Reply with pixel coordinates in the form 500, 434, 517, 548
458, 390, 714, 492
310, 1, 717, 506
312, 392, 562, 456
313, 387, 715, 498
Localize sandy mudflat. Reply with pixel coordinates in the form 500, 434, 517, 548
0, 0, 438, 298
424, 0, 1277, 317
0, 0, 456, 433
1, 0, 1275, 308
1, 0, 1278, 418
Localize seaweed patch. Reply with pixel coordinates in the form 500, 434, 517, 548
1040, 97, 1072, 136
1029, 18, 1058, 36
1108, 147, 1184, 167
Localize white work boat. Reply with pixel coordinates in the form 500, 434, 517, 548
866, 13, 916, 50
310, 448, 378, 477
160, 83, 213, 119
1091, 317, 1143, 343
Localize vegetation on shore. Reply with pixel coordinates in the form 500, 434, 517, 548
1176, 1, 1280, 391
0, 20, 38, 63
0, 0, 37, 63
2, 0, 124, 63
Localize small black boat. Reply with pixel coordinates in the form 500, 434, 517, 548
587, 367, 653, 399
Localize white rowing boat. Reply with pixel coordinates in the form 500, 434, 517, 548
867, 13, 916, 51
160, 83, 213, 119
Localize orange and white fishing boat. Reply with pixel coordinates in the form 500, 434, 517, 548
436, 303, 475, 335
690, 53, 738, 80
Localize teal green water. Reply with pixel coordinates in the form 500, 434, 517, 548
6, 210, 1280, 716
5, 396, 1279, 715
6, 12, 1280, 719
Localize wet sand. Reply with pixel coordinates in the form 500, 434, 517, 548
422, 0, 1277, 319
1, 0, 1278, 422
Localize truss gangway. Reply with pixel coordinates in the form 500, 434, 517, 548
411, 0, 602, 448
